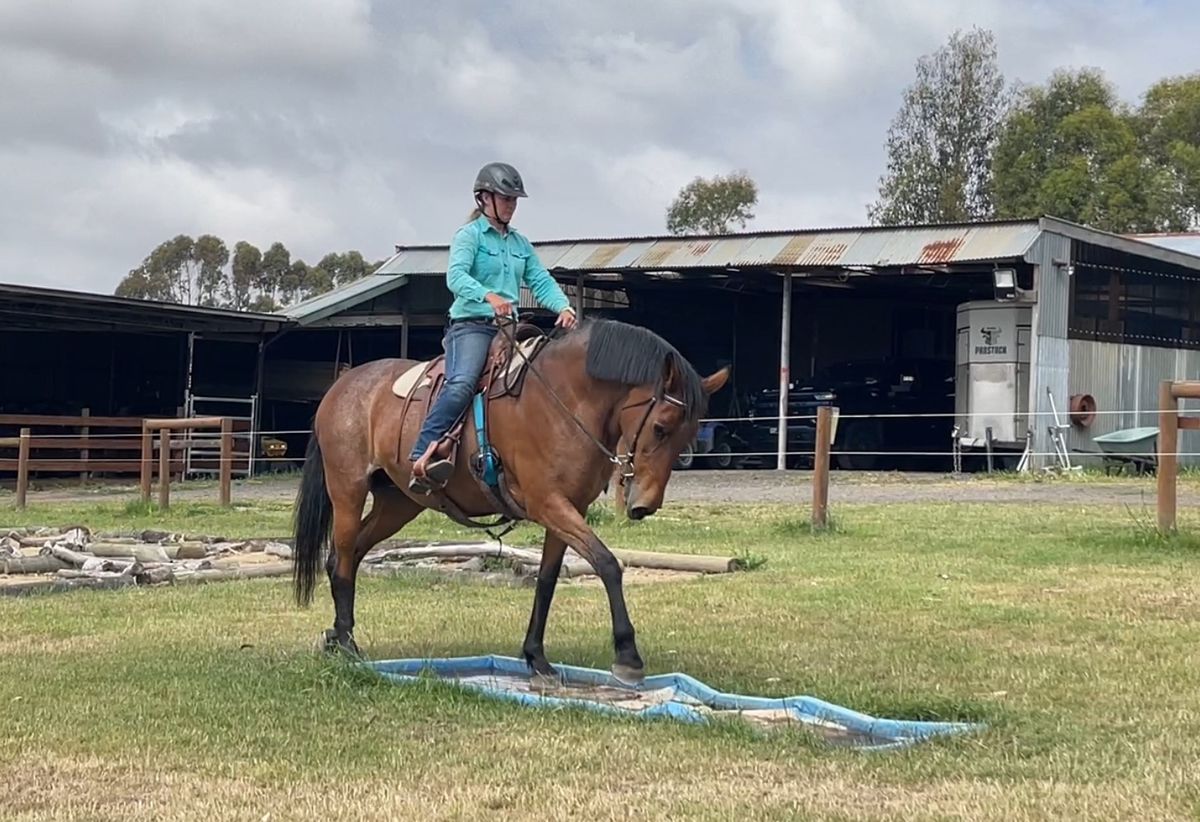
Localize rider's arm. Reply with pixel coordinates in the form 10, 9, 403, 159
520, 242, 571, 314
445, 224, 490, 303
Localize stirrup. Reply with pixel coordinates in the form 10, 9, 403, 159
424, 459, 455, 485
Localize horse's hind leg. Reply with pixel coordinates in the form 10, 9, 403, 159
323, 483, 422, 656
320, 478, 369, 655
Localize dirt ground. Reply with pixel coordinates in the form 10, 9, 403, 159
8, 469, 1190, 509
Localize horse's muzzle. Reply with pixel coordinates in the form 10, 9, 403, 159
624, 480, 659, 520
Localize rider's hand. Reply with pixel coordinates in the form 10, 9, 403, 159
485, 293, 514, 318
555, 308, 577, 330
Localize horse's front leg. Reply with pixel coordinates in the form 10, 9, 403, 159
532, 495, 644, 684
521, 532, 567, 679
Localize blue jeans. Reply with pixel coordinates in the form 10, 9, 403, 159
408, 320, 498, 462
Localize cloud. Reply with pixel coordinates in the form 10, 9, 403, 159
0, 0, 1197, 293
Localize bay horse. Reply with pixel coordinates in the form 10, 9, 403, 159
291, 317, 729, 684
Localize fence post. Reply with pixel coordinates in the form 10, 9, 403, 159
158, 427, 170, 510
140, 422, 153, 503
79, 407, 90, 485
219, 417, 233, 507
16, 428, 31, 510
1158, 380, 1179, 533
812, 406, 833, 529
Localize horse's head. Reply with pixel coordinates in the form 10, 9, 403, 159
617, 355, 730, 520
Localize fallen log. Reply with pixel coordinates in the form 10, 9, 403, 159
86, 543, 171, 563
45, 545, 94, 568
1, 555, 72, 575
172, 562, 293, 586
365, 543, 544, 565
361, 563, 535, 589
80, 557, 141, 574
0, 575, 137, 597
57, 564, 141, 581
165, 543, 210, 560
610, 549, 742, 574
137, 566, 175, 586
263, 543, 293, 560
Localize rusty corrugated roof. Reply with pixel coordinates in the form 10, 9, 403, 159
375, 220, 1043, 276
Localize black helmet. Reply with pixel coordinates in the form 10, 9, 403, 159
473, 162, 528, 198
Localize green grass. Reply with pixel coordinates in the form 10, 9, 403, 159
3, 497, 1200, 819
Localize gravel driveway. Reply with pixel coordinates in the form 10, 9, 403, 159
11, 469, 1191, 509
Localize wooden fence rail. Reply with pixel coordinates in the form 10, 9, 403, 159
140, 418, 233, 510
3, 412, 241, 510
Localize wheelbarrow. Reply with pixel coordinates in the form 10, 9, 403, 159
1092, 427, 1159, 476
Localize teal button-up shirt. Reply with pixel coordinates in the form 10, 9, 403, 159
445, 215, 571, 321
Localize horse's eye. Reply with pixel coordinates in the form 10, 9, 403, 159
653, 423, 667, 441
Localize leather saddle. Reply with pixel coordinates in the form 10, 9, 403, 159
392, 321, 551, 463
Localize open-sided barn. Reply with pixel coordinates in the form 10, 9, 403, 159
5, 214, 1200, 478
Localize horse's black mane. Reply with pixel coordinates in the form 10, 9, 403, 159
575, 318, 707, 420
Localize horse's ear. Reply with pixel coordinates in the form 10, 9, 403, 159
701, 366, 731, 396
662, 353, 680, 390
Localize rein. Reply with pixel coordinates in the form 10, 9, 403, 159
493, 318, 685, 485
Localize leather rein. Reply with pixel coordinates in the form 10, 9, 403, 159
493, 318, 685, 486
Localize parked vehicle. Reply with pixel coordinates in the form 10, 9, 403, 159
735, 358, 955, 471
673, 421, 744, 470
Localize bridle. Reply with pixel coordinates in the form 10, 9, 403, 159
493, 318, 687, 487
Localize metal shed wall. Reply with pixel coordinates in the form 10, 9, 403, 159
1068, 340, 1200, 467
1026, 232, 1072, 469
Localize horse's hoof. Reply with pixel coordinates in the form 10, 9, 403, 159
314, 629, 338, 654
530, 670, 561, 691
315, 629, 361, 659
611, 662, 645, 687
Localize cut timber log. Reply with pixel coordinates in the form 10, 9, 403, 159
45, 545, 94, 568
361, 563, 535, 589
172, 562, 293, 586
164, 543, 210, 560
366, 544, 544, 565
1, 555, 72, 575
0, 576, 137, 597
263, 543, 293, 560
137, 566, 175, 586
86, 543, 172, 563
610, 549, 742, 574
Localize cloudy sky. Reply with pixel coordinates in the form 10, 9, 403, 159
1, 0, 1196, 294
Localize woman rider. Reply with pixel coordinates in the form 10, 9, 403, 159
408, 162, 578, 493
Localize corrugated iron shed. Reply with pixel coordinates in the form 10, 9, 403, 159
1127, 233, 1200, 259
375, 220, 1044, 276
0, 282, 286, 334
283, 217, 1200, 321
282, 273, 408, 325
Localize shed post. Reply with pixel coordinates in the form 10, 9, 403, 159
777, 272, 792, 471
574, 274, 585, 319
400, 305, 410, 360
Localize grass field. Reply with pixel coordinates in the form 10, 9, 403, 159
3, 491, 1200, 820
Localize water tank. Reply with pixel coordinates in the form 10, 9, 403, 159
954, 301, 1032, 448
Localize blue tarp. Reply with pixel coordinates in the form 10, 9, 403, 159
365, 655, 984, 751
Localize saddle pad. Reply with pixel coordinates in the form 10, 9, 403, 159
497, 336, 546, 386
391, 361, 433, 398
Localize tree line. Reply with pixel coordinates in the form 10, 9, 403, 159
114, 235, 384, 311
869, 27, 1200, 232
668, 28, 1199, 236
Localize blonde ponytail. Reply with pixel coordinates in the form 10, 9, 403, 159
465, 206, 482, 223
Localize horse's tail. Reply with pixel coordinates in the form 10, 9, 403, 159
292, 430, 332, 607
